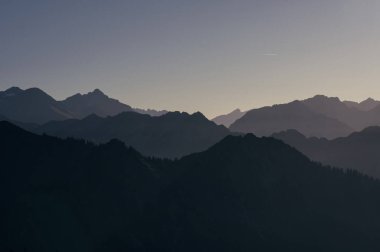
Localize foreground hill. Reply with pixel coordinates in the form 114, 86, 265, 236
0, 87, 167, 123
35, 111, 231, 158
273, 127, 380, 178
2, 122, 380, 251
230, 101, 353, 138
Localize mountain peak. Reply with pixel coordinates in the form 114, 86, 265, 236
191, 111, 207, 120
309, 95, 341, 103
5, 86, 23, 93
362, 97, 375, 103
90, 88, 105, 95
89, 88, 106, 96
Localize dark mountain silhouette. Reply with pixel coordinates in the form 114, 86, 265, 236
3, 122, 380, 251
62, 89, 168, 118
344, 97, 380, 111
0, 87, 75, 123
230, 100, 353, 138
61, 89, 135, 118
35, 111, 231, 158
212, 108, 246, 127
0, 87, 167, 123
273, 127, 380, 178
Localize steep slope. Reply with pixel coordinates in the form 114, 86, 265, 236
273, 127, 380, 178
230, 101, 352, 138
212, 108, 246, 127
0, 87, 74, 123
3, 123, 380, 251
36, 111, 231, 158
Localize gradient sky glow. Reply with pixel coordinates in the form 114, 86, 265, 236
1, 0, 380, 117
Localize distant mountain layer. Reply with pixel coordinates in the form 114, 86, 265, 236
273, 127, 380, 178
0, 87, 167, 123
231, 95, 380, 138
230, 100, 353, 139
212, 109, 246, 127
344, 98, 380, 111
3, 122, 380, 251
34, 111, 231, 158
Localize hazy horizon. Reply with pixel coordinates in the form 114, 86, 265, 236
1, 0, 380, 117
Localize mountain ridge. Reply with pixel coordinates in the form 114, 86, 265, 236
230, 95, 380, 138
0, 87, 168, 123
272, 126, 380, 178
34, 110, 231, 158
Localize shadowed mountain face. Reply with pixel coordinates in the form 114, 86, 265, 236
35, 111, 231, 158
344, 98, 380, 111
231, 95, 380, 138
0, 87, 167, 123
212, 109, 246, 127
3, 122, 380, 251
272, 127, 380, 178
230, 101, 353, 139
0, 87, 75, 123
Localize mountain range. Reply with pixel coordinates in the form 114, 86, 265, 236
32, 111, 231, 158
230, 95, 380, 138
4, 86, 380, 140
273, 126, 380, 178
3, 122, 380, 251
0, 87, 167, 124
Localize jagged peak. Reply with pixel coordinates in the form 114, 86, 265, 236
191, 111, 207, 119
89, 88, 105, 96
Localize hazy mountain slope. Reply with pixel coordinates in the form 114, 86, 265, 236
344, 98, 380, 111
0, 87, 74, 123
273, 127, 380, 178
36, 111, 231, 158
302, 95, 371, 130
3, 123, 380, 251
212, 109, 246, 127
230, 101, 353, 138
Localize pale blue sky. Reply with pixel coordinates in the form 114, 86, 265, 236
1, 0, 380, 117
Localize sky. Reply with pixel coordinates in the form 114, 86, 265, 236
1, 0, 380, 118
